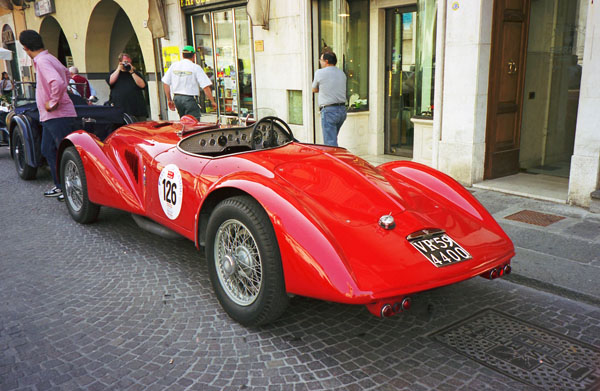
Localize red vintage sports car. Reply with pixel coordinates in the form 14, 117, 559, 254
57, 115, 514, 326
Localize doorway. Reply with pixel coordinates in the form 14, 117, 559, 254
519, 0, 586, 178
485, 0, 587, 180
192, 7, 254, 123
385, 6, 417, 157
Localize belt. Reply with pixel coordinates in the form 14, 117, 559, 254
174, 93, 197, 98
320, 102, 345, 110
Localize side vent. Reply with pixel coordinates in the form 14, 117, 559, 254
124, 150, 139, 183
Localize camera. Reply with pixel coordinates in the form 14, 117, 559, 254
123, 62, 131, 72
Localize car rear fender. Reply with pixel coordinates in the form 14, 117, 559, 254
196, 174, 370, 303
10, 114, 41, 167
377, 160, 510, 236
59, 131, 145, 214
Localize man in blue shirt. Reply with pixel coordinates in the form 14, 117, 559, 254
312, 51, 347, 147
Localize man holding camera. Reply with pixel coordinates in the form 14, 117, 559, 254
107, 53, 147, 121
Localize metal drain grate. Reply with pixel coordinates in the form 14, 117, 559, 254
431, 309, 600, 391
504, 209, 565, 227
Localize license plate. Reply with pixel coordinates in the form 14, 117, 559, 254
408, 231, 472, 267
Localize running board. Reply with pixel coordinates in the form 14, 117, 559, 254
131, 214, 183, 239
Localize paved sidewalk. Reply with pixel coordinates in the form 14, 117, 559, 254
471, 188, 600, 306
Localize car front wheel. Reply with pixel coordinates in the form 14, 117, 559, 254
60, 146, 100, 224
206, 196, 288, 326
11, 125, 37, 180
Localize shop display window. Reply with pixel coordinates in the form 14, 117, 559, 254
318, 0, 369, 112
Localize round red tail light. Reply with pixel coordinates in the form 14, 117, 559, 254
504, 265, 512, 275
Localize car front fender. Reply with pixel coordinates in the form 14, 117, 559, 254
10, 114, 42, 167
59, 131, 145, 214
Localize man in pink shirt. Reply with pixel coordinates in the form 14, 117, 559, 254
19, 30, 76, 201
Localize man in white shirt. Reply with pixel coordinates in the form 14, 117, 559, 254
162, 45, 217, 120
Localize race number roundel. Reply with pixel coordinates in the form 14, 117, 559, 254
158, 164, 183, 220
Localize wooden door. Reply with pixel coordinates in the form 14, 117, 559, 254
484, 0, 531, 178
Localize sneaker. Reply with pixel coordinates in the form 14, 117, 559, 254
44, 186, 62, 197
57, 194, 65, 202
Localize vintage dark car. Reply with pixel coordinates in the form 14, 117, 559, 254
3, 82, 132, 180
57, 115, 515, 326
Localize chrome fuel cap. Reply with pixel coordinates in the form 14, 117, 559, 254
379, 214, 395, 230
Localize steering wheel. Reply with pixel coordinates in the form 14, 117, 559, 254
250, 116, 295, 150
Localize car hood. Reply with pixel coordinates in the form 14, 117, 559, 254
275, 149, 513, 294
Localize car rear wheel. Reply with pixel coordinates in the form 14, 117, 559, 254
206, 196, 288, 326
60, 146, 100, 224
11, 126, 37, 180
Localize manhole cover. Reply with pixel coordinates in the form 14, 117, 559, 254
504, 210, 565, 227
431, 309, 600, 390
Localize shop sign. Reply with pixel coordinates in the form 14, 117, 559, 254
180, 0, 233, 10
34, 0, 56, 17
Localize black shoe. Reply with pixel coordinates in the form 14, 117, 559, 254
57, 194, 65, 202
44, 186, 62, 197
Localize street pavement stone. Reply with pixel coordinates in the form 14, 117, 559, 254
0, 147, 599, 391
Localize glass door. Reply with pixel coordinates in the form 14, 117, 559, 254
192, 7, 254, 122
385, 7, 417, 156
214, 10, 237, 117
192, 13, 215, 114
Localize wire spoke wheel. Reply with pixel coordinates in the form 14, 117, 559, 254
207, 196, 289, 326
215, 219, 263, 306
60, 146, 99, 224
64, 160, 83, 212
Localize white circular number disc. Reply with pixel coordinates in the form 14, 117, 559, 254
158, 164, 183, 220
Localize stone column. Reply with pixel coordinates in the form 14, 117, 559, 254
568, 2, 600, 208
436, 1, 493, 186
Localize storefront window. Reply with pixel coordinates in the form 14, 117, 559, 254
415, 0, 437, 117
318, 0, 369, 111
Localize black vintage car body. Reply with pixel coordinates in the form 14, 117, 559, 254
3, 85, 133, 180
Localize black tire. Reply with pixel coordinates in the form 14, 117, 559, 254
206, 196, 288, 326
11, 126, 37, 180
60, 146, 100, 224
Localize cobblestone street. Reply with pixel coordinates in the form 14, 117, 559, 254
1, 146, 599, 391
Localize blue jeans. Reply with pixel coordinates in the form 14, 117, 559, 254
41, 117, 75, 188
320, 105, 347, 147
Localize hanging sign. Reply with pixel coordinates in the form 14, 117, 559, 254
180, 0, 232, 11
34, 0, 56, 17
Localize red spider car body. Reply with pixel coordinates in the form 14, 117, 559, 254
57, 116, 514, 325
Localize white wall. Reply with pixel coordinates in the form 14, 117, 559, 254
252, 1, 314, 141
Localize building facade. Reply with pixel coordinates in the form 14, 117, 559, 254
2, 0, 599, 208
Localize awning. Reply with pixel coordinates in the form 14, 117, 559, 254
148, 0, 168, 39
0, 47, 13, 61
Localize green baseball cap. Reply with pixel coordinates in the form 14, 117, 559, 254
182, 45, 196, 53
